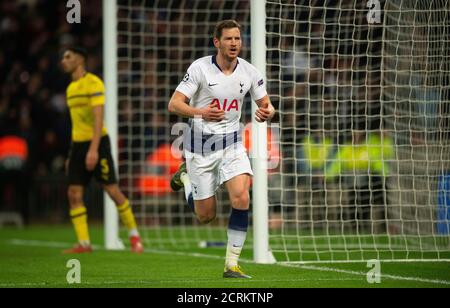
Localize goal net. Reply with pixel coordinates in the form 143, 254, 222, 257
115, 0, 450, 262
116, 0, 252, 249
266, 0, 450, 262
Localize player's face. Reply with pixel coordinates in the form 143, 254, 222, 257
215, 27, 241, 61
61, 51, 81, 73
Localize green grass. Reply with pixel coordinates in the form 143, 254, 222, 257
0, 225, 449, 288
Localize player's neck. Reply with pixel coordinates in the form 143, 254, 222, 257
71, 66, 87, 81
216, 53, 238, 75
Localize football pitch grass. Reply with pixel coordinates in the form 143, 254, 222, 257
0, 225, 449, 288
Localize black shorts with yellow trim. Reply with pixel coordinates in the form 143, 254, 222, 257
68, 135, 117, 186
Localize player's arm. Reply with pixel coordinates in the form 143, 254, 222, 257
86, 104, 103, 171
86, 77, 106, 171
254, 95, 275, 123
168, 91, 225, 122
86, 105, 103, 171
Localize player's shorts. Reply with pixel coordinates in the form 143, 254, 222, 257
185, 142, 253, 200
68, 135, 117, 186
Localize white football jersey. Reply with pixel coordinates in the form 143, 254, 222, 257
176, 55, 267, 135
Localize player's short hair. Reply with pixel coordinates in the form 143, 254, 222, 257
214, 20, 241, 40
66, 46, 88, 62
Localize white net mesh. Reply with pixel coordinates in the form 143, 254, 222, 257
266, 0, 450, 262
382, 0, 450, 253
116, 0, 252, 249
115, 0, 450, 261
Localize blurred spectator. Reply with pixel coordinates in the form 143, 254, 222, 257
367, 129, 395, 233
324, 130, 371, 233
297, 129, 335, 184
324, 130, 394, 233
296, 128, 339, 230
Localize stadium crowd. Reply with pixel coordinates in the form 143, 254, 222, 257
1, 0, 391, 231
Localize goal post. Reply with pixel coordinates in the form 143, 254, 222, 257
251, 0, 276, 264
103, 0, 124, 250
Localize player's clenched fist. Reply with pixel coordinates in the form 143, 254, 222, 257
200, 102, 226, 122
255, 102, 275, 123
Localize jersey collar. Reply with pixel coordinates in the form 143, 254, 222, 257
212, 55, 239, 73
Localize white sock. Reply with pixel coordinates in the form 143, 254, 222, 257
180, 172, 192, 201
79, 240, 91, 247
225, 229, 247, 268
129, 229, 139, 237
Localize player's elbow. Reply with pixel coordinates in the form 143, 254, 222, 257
168, 101, 176, 114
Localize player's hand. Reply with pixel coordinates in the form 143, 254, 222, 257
85, 149, 99, 171
255, 103, 275, 123
199, 103, 225, 122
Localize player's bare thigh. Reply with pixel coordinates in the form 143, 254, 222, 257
194, 196, 217, 224
225, 174, 251, 210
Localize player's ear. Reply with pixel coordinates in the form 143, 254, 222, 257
213, 37, 220, 48
76, 54, 85, 66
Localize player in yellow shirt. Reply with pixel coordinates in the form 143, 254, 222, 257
61, 47, 143, 254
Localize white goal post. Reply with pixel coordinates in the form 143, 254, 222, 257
251, 0, 275, 264
103, 0, 124, 250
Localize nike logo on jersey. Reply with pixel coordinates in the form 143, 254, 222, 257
208, 83, 219, 87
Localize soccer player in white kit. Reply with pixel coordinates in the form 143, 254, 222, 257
168, 20, 275, 278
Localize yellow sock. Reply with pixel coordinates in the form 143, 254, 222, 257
117, 199, 138, 233
70, 206, 90, 246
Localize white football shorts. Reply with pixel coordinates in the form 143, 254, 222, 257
185, 142, 253, 200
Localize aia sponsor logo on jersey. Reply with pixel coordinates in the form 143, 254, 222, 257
210, 98, 239, 111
